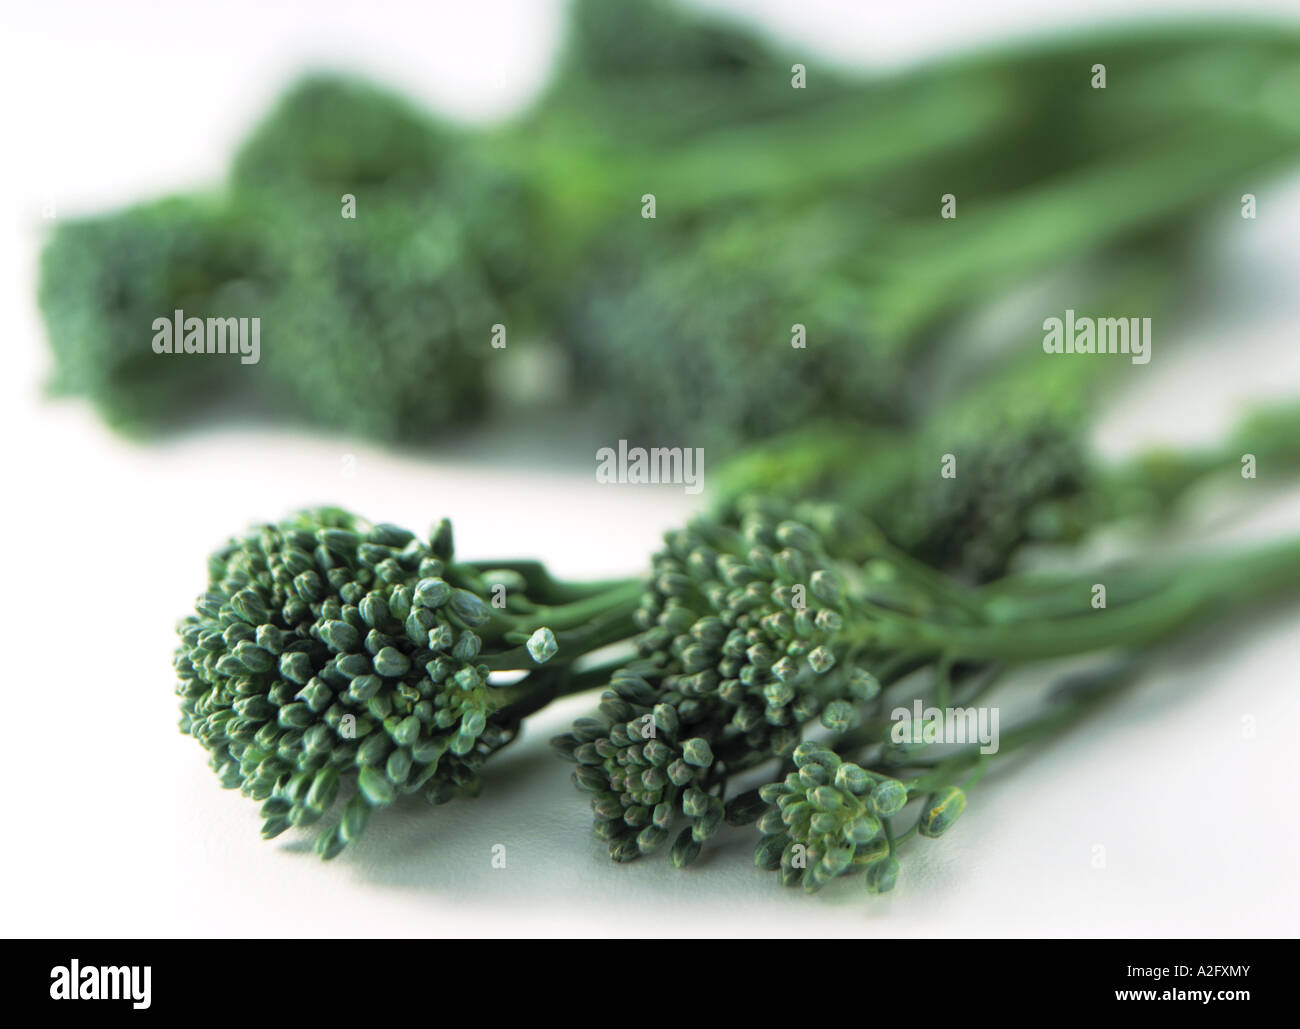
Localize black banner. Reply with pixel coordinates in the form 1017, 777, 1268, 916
2, 939, 1280, 1017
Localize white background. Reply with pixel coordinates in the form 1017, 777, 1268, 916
2, 0, 1300, 938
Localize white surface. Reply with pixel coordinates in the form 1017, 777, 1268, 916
2, 0, 1300, 938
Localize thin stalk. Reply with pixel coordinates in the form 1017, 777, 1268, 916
463, 559, 639, 604
875, 535, 1300, 661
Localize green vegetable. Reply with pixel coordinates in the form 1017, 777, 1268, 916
542, 0, 848, 143
232, 76, 539, 441
557, 498, 1300, 886
37, 10, 1300, 445
555, 18, 1300, 447
715, 355, 1300, 581
181, 487, 1300, 893
230, 74, 451, 195
38, 195, 268, 431
175, 507, 639, 857
250, 192, 500, 440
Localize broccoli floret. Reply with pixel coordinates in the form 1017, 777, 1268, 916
38, 195, 268, 431
563, 199, 913, 452
230, 74, 451, 195
175, 507, 643, 858
711, 354, 1101, 580
228, 74, 539, 440
546, 0, 849, 141
250, 191, 499, 441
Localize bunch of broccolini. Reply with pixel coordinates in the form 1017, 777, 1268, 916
550, 16, 1300, 447
177, 465, 1300, 898
553, 498, 1300, 892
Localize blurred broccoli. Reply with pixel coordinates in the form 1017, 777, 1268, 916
562, 198, 913, 451
231, 74, 451, 195
233, 74, 537, 289
711, 423, 1089, 583
541, 0, 855, 142
234, 76, 539, 440
33, 10, 1300, 448
555, 17, 1300, 449
714, 345, 1300, 583
250, 192, 498, 441
38, 195, 268, 431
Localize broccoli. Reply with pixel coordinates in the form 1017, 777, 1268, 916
36, 13, 1300, 447
230, 73, 452, 196
175, 507, 641, 858
540, 0, 855, 143
181, 488, 1300, 890
246, 192, 501, 441
714, 354, 1300, 582
229, 75, 541, 440
554, 17, 1300, 447
38, 195, 269, 431
561, 198, 910, 451
556, 497, 1300, 887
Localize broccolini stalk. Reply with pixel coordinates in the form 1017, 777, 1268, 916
177, 497, 1300, 877
868, 118, 1300, 342
714, 372, 1300, 582
551, 18, 1300, 447
538, 5, 1300, 214
555, 500, 1300, 875
175, 508, 639, 858
750, 666, 1134, 895
1081, 400, 1300, 527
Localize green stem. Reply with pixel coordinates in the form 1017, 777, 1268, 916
880, 535, 1300, 661
902, 665, 1137, 790
475, 578, 643, 666
490, 656, 631, 721
463, 560, 639, 605
480, 593, 641, 672
521, 578, 644, 632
